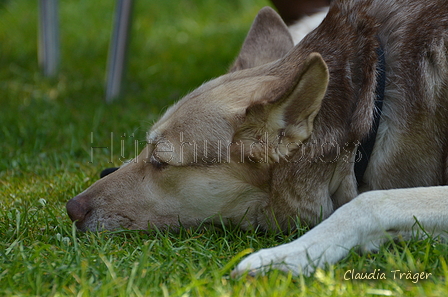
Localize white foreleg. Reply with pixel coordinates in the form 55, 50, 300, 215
232, 186, 448, 277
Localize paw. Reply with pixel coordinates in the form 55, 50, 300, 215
231, 207, 361, 277
231, 243, 316, 277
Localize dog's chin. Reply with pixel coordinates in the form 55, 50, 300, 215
74, 215, 141, 232
75, 213, 190, 233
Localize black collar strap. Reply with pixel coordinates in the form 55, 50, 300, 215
354, 43, 386, 186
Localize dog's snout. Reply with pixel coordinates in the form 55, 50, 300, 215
66, 194, 92, 227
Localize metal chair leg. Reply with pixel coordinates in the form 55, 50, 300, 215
38, 0, 59, 77
105, 0, 134, 102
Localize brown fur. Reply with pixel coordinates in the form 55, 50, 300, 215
271, 0, 331, 25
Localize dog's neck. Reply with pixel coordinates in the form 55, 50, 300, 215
354, 42, 386, 186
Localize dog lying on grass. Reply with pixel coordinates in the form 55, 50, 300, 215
67, 0, 448, 276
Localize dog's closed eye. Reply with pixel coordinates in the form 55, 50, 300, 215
149, 156, 169, 170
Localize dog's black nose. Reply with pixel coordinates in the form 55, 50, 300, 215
100, 167, 119, 178
66, 194, 92, 229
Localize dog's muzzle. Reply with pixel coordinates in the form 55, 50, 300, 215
67, 168, 119, 229
66, 193, 92, 230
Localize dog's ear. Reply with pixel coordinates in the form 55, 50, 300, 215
233, 53, 329, 162
229, 7, 294, 72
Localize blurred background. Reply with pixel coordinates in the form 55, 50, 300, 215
0, 0, 270, 181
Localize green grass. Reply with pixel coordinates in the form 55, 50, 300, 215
1, 0, 448, 296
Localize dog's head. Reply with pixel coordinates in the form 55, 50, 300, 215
66, 7, 329, 232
